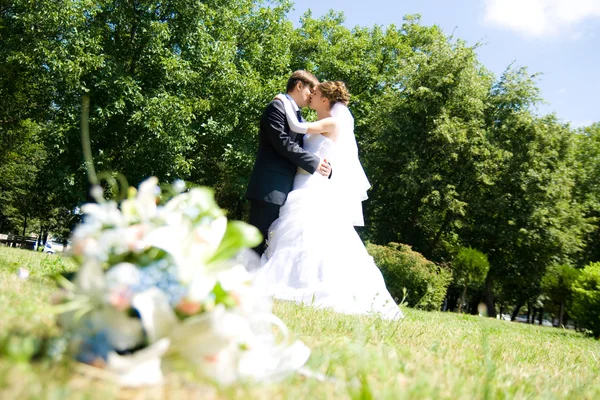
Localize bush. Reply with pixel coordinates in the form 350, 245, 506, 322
451, 247, 489, 312
367, 242, 452, 311
452, 247, 489, 288
570, 262, 600, 338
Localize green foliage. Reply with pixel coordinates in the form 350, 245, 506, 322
366, 242, 452, 311
570, 262, 600, 337
361, 18, 495, 261
542, 264, 580, 306
461, 69, 589, 314
541, 263, 580, 325
452, 247, 490, 288
1, 1, 599, 317
573, 123, 600, 264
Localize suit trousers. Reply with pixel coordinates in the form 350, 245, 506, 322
248, 199, 281, 256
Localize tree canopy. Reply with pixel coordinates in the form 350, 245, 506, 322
1, 1, 598, 318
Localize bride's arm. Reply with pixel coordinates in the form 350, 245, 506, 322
304, 117, 337, 134
274, 94, 338, 134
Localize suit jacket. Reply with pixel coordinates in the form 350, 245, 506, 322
246, 99, 320, 205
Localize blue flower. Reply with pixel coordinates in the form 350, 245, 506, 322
133, 259, 187, 307
76, 330, 112, 364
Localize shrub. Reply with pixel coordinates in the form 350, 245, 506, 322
541, 264, 580, 326
452, 247, 489, 312
570, 262, 600, 338
452, 247, 489, 288
367, 242, 452, 311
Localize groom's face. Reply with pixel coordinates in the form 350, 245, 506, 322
296, 82, 314, 108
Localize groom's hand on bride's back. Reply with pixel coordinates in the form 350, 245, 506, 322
317, 158, 332, 177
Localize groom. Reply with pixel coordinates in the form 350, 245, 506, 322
246, 70, 331, 255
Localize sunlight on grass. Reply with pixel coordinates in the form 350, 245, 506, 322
1, 247, 599, 399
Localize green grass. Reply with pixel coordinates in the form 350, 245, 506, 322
1, 246, 599, 399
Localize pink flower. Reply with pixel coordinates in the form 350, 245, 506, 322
109, 286, 133, 312
176, 298, 202, 316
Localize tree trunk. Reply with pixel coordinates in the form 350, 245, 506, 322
538, 307, 544, 325
511, 303, 523, 321
36, 223, 43, 251
484, 276, 496, 318
559, 301, 565, 326
446, 292, 458, 312
22, 215, 28, 236
458, 286, 467, 313
527, 306, 532, 323
430, 212, 453, 254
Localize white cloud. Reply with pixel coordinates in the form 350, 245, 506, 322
557, 88, 568, 94
482, 0, 600, 38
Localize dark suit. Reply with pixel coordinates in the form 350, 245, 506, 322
246, 98, 319, 255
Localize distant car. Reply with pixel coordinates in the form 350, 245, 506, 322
542, 319, 553, 327
43, 241, 55, 254
43, 240, 66, 254
514, 315, 528, 323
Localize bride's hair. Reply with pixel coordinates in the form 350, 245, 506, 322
318, 81, 350, 108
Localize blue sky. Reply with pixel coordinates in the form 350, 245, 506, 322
287, 0, 600, 127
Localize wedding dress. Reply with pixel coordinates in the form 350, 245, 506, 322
252, 102, 402, 320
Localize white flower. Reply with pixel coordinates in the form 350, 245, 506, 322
105, 263, 141, 290
106, 338, 170, 387
120, 177, 159, 224
59, 176, 311, 387
187, 271, 217, 303
135, 177, 160, 221
145, 216, 228, 284
189, 311, 311, 385
105, 263, 141, 311
237, 340, 311, 383
81, 202, 124, 228
168, 305, 248, 363
123, 224, 151, 252
74, 259, 106, 300
96, 228, 130, 258
131, 288, 177, 343
191, 216, 228, 253
98, 308, 145, 352
215, 264, 251, 292
163, 187, 222, 222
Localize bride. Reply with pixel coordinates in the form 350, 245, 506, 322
252, 81, 403, 320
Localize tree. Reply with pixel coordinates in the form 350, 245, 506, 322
573, 122, 600, 265
353, 16, 496, 262
452, 247, 490, 312
570, 262, 600, 337
541, 264, 580, 326
462, 68, 588, 317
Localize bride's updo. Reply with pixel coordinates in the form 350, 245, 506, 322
318, 81, 350, 108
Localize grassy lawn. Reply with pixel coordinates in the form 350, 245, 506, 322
1, 246, 599, 399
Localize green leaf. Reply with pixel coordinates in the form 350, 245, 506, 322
207, 221, 262, 264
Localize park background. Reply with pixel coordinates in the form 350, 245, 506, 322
1, 1, 600, 397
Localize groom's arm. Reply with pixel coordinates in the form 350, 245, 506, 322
264, 100, 320, 174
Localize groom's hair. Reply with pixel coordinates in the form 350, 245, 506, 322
286, 70, 319, 93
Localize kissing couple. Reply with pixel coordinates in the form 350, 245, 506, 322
246, 70, 402, 320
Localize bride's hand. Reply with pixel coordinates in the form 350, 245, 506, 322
317, 159, 331, 177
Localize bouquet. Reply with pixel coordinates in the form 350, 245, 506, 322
53, 177, 310, 387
